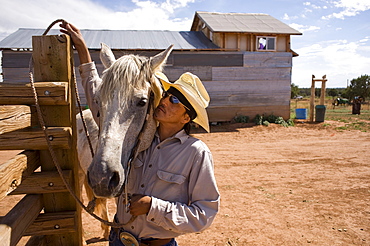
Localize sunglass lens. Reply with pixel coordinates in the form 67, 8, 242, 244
170, 95, 180, 104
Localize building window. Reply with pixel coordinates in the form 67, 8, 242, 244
257, 36, 276, 51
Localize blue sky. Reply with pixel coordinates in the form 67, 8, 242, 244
0, 0, 369, 88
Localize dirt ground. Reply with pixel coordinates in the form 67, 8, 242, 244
1, 120, 370, 245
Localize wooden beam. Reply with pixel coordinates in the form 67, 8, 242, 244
0, 150, 39, 201
0, 106, 31, 134
0, 127, 71, 150
310, 76, 315, 122
24, 211, 76, 236
0, 82, 68, 105
0, 194, 43, 246
32, 34, 82, 245
10, 170, 72, 195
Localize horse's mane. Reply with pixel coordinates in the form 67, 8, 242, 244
98, 54, 152, 105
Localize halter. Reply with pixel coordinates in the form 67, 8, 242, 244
29, 19, 155, 228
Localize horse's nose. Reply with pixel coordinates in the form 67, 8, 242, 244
87, 169, 123, 198
108, 171, 120, 192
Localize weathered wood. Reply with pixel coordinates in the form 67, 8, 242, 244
32, 34, 82, 245
310, 78, 315, 122
0, 150, 39, 201
25, 236, 45, 246
0, 127, 71, 150
0, 194, 43, 246
2, 68, 31, 83
0, 105, 31, 134
24, 211, 76, 236
10, 170, 72, 195
174, 53, 243, 67
0, 82, 68, 105
164, 66, 212, 81
212, 66, 291, 81
1, 51, 32, 68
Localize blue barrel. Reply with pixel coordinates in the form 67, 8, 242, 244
295, 108, 307, 119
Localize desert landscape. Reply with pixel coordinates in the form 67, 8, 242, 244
1, 117, 369, 245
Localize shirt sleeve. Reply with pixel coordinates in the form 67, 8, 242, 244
146, 149, 220, 234
78, 62, 102, 124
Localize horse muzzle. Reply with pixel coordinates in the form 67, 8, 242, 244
87, 168, 125, 198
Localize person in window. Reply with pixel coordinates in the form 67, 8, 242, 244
60, 21, 220, 246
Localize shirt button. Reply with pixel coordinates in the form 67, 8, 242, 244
151, 218, 155, 221
131, 226, 134, 229
149, 164, 152, 168
157, 146, 161, 149
141, 184, 145, 188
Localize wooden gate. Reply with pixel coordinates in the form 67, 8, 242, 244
0, 34, 83, 245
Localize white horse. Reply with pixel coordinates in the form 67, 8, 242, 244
77, 43, 173, 239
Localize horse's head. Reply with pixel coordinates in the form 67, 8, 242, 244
87, 43, 173, 198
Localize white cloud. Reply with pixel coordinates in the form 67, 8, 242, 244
289, 23, 320, 33
0, 0, 194, 41
293, 39, 370, 87
322, 0, 370, 19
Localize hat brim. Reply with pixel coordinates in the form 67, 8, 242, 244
155, 72, 210, 132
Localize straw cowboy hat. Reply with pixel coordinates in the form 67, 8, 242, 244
155, 71, 211, 132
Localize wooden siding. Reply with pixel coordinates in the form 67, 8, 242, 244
173, 53, 243, 67
1, 50, 293, 123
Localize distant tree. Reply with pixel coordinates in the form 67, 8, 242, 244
291, 83, 299, 98
347, 75, 370, 101
328, 88, 339, 98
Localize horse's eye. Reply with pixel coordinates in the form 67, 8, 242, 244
137, 98, 147, 107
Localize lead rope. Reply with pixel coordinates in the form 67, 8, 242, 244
29, 19, 138, 227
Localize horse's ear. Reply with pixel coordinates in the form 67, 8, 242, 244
100, 43, 116, 69
150, 44, 174, 71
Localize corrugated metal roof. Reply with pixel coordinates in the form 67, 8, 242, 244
0, 28, 220, 50
192, 12, 302, 35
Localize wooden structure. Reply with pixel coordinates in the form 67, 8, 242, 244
310, 74, 327, 122
0, 34, 83, 245
1, 11, 302, 123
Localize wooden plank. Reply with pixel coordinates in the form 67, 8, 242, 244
0, 150, 39, 201
0, 194, 43, 246
164, 66, 212, 81
0, 82, 68, 105
10, 170, 72, 195
25, 236, 45, 246
174, 53, 243, 67
1, 51, 32, 68
33, 34, 82, 245
0, 105, 31, 134
0, 127, 72, 150
2, 68, 31, 83
24, 211, 76, 236
243, 52, 292, 68
212, 66, 291, 81
203, 80, 290, 93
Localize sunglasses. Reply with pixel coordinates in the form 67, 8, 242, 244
162, 91, 191, 112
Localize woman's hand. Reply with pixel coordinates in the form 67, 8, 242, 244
59, 21, 92, 64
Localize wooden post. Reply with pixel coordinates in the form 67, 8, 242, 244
320, 75, 327, 105
310, 75, 328, 122
32, 34, 82, 245
310, 75, 315, 122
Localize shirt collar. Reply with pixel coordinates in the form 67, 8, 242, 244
155, 129, 189, 144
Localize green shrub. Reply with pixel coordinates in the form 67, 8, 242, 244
234, 115, 249, 123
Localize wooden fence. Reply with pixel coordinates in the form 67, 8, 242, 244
0, 34, 83, 245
